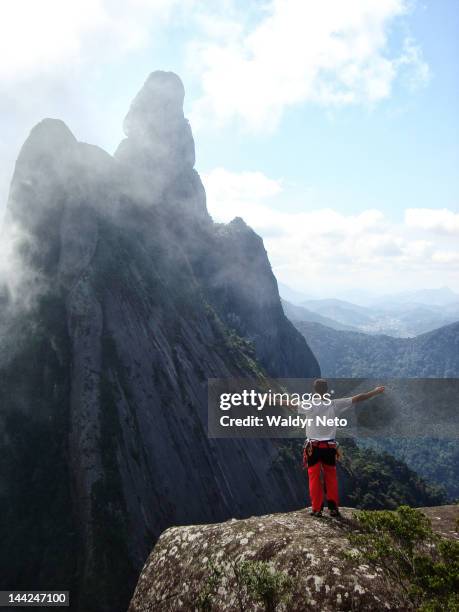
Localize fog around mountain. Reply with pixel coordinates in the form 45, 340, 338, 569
1, 70, 452, 612
0, 71, 320, 612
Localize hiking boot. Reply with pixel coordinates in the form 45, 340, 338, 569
310, 509, 323, 517
327, 500, 340, 517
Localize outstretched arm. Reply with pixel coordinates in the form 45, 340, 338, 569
352, 386, 385, 404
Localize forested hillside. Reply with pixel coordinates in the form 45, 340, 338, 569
294, 320, 459, 499
295, 320, 459, 377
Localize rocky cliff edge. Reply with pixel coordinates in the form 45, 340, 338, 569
129, 505, 458, 611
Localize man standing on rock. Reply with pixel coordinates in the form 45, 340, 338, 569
283, 379, 385, 517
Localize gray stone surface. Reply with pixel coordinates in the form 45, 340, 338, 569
129, 505, 459, 611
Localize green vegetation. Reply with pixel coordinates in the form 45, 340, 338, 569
203, 299, 265, 378
295, 320, 459, 501
196, 562, 222, 611
296, 320, 459, 378
349, 506, 459, 611
363, 437, 459, 501
235, 560, 293, 612
197, 559, 293, 612
271, 438, 445, 509
339, 439, 445, 509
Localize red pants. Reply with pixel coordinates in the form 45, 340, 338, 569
306, 446, 339, 512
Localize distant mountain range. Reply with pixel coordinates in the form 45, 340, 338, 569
294, 320, 459, 378
281, 294, 459, 337
372, 286, 459, 308
277, 282, 313, 305
279, 283, 459, 309
291, 318, 459, 499
281, 299, 359, 332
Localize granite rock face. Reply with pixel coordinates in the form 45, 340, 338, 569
0, 72, 319, 612
129, 505, 459, 612
115, 71, 202, 211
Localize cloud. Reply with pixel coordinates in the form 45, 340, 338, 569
202, 167, 459, 294
0, 0, 439, 298
405, 208, 459, 234
432, 251, 459, 264
190, 0, 429, 129
0, 0, 204, 209
0, 219, 48, 311
203, 167, 282, 225
0, 0, 430, 208
0, 0, 189, 81
1, 1, 106, 80
396, 37, 431, 90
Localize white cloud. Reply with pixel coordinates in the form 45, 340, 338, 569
202, 167, 459, 294
0, 0, 188, 81
0, 0, 200, 208
432, 251, 459, 264
190, 0, 429, 129
0, 0, 431, 208
1, 1, 105, 79
405, 208, 459, 234
204, 167, 282, 210
396, 37, 431, 90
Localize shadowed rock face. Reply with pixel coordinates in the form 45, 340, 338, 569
128, 505, 459, 612
0, 71, 319, 612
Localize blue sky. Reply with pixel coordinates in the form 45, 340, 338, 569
1, 0, 458, 298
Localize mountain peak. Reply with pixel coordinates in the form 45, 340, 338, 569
229, 216, 250, 230
14, 118, 76, 168
115, 70, 195, 199
122, 71, 185, 140
28, 117, 75, 140
6, 119, 78, 229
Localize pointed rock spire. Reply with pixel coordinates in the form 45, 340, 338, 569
115, 71, 196, 201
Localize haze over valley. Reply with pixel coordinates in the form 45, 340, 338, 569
281, 285, 459, 337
